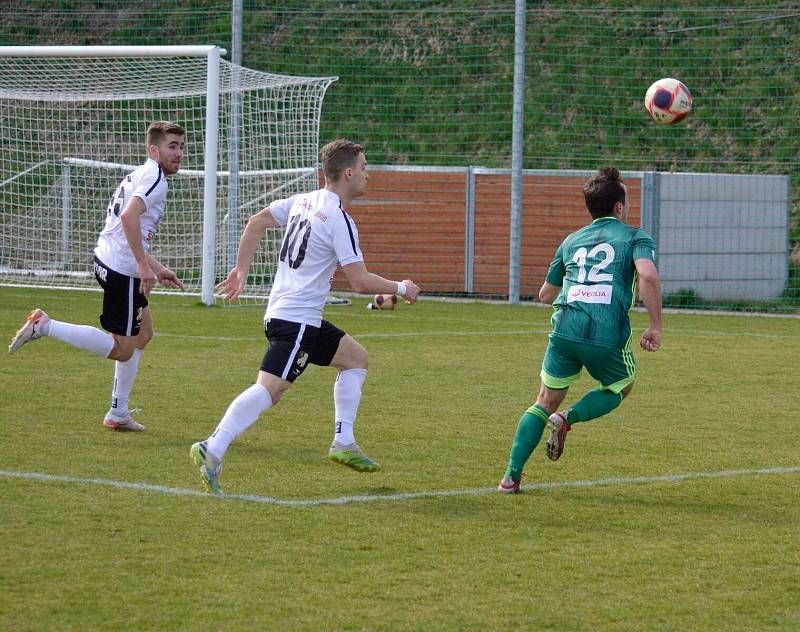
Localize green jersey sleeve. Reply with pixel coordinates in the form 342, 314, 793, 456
632, 229, 657, 263
545, 244, 566, 286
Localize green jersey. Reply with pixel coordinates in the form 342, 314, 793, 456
545, 216, 656, 349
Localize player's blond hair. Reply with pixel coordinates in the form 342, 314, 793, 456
321, 139, 364, 182
146, 121, 186, 148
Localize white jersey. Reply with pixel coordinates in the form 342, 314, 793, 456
94, 158, 169, 277
266, 188, 364, 327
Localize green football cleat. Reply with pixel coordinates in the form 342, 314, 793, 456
328, 442, 382, 473
190, 441, 223, 495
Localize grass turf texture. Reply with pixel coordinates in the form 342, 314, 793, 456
1, 287, 799, 630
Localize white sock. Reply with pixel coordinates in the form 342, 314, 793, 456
333, 368, 367, 446
206, 383, 273, 460
47, 320, 115, 357
110, 348, 143, 417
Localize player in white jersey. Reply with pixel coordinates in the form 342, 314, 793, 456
190, 139, 421, 495
8, 122, 187, 432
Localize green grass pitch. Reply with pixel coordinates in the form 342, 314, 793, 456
1, 287, 798, 630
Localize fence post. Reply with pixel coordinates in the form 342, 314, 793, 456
641, 171, 661, 266
464, 166, 475, 293
228, 0, 244, 271
508, 0, 526, 303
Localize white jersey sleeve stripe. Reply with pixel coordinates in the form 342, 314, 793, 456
144, 166, 162, 197
340, 207, 359, 256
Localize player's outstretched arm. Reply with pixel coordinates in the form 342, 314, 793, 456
216, 206, 281, 301
341, 261, 420, 303
216, 267, 247, 301
635, 258, 662, 352
148, 255, 186, 290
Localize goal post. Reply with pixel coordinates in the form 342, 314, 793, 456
0, 45, 336, 304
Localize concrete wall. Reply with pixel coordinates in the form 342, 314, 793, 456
656, 172, 790, 301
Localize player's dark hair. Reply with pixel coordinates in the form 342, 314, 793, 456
583, 166, 626, 219
321, 139, 364, 182
147, 121, 186, 148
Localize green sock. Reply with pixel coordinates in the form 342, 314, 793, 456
567, 387, 623, 423
504, 404, 548, 481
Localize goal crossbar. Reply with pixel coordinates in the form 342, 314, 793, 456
0, 46, 226, 58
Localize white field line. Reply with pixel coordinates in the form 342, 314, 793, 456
155, 329, 553, 342
1, 466, 798, 508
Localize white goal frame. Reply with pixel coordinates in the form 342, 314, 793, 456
0, 45, 336, 304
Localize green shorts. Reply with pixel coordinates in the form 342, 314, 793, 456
540, 334, 636, 394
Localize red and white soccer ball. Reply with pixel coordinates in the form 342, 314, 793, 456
372, 293, 397, 310
644, 78, 692, 125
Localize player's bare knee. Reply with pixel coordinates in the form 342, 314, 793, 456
621, 383, 635, 399
137, 328, 154, 349
268, 381, 291, 404
107, 339, 120, 360
109, 335, 138, 361
112, 346, 134, 362
333, 337, 368, 370
536, 384, 566, 413
353, 346, 368, 370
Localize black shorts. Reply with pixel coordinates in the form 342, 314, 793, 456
93, 256, 148, 336
260, 318, 346, 382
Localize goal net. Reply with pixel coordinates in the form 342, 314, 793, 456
0, 46, 336, 303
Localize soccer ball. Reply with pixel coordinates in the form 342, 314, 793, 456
644, 78, 692, 124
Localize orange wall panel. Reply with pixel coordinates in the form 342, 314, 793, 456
330, 168, 642, 297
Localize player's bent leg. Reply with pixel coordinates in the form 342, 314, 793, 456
108, 333, 137, 361
256, 370, 292, 404
11, 308, 118, 358
533, 384, 571, 462
567, 386, 625, 424
499, 404, 549, 492
106, 307, 153, 425
498, 366, 575, 488
134, 306, 154, 349
191, 376, 278, 494
327, 334, 380, 472
572, 343, 635, 423
500, 383, 570, 490
102, 334, 148, 430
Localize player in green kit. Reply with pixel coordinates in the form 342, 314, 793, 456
498, 166, 663, 493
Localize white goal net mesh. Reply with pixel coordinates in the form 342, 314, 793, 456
0, 53, 336, 300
